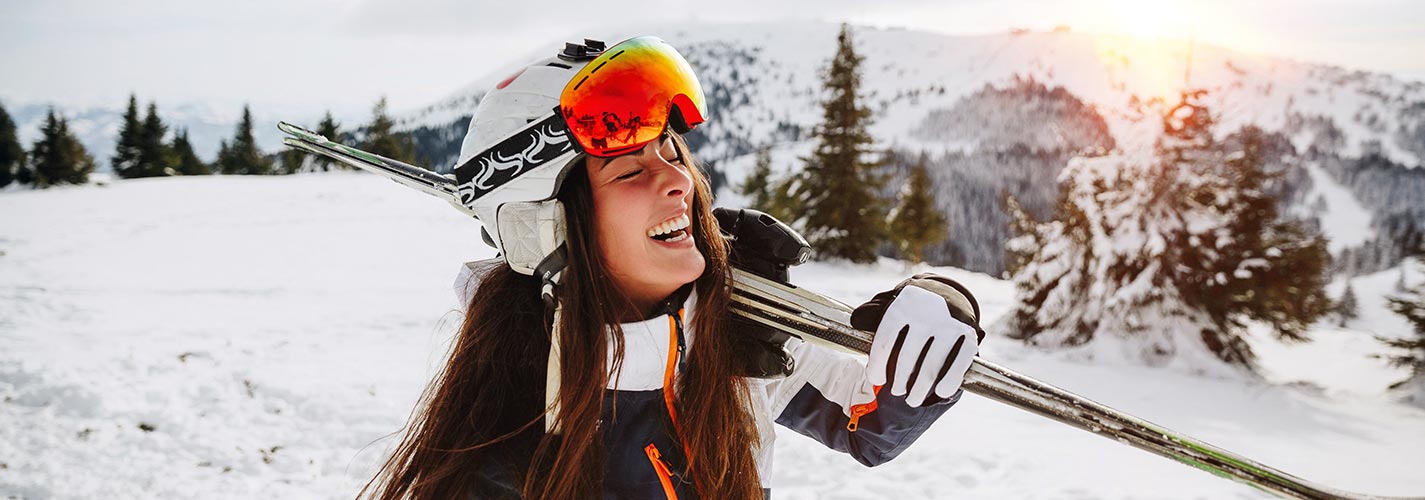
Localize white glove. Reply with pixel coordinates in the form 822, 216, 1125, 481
863, 285, 980, 408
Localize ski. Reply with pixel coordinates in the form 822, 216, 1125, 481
279, 121, 1423, 500
277, 122, 469, 214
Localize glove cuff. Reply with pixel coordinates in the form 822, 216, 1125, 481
851, 273, 986, 344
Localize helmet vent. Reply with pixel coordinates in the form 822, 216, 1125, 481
558, 40, 606, 61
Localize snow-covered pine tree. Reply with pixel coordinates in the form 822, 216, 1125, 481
171, 129, 210, 176
1003, 90, 1329, 372
1383, 250, 1425, 402
363, 97, 414, 164
0, 101, 24, 188
217, 106, 273, 175
138, 102, 177, 177
1339, 282, 1360, 327
1003, 195, 1045, 278
1190, 124, 1331, 351
1001, 149, 1221, 369
788, 23, 886, 263
111, 94, 144, 179
888, 153, 948, 265
29, 108, 94, 187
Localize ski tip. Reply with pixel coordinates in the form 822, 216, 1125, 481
282, 137, 323, 153
277, 121, 327, 141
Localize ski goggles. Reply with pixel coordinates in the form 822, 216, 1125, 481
453, 36, 706, 206
558, 36, 707, 157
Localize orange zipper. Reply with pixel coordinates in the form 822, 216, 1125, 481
645, 443, 679, 500
847, 384, 883, 432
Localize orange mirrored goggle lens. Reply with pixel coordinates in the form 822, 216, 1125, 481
558, 36, 707, 158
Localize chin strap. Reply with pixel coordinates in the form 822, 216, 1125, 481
545, 304, 564, 434
537, 245, 568, 434
536, 244, 567, 311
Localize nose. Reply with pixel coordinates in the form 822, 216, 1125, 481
647, 150, 691, 199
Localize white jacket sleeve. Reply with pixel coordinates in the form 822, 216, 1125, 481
765, 336, 959, 467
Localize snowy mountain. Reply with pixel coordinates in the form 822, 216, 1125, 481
396, 22, 1425, 276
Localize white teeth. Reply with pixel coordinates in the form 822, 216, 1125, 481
646, 214, 690, 238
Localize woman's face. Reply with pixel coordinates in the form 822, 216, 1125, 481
586, 135, 705, 316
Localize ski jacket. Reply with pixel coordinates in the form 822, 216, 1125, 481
453, 262, 963, 499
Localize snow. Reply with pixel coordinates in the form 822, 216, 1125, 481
3, 175, 1424, 499
1299, 162, 1376, 253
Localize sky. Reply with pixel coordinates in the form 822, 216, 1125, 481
2, 0, 1423, 121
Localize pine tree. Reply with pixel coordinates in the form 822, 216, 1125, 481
171, 129, 210, 175
1189, 123, 1332, 353
741, 146, 798, 220
217, 105, 273, 175
112, 94, 144, 178
1003, 195, 1042, 278
363, 97, 413, 163
63, 116, 95, 184
315, 111, 344, 171
14, 162, 35, 185
741, 147, 774, 207
214, 140, 230, 175
789, 24, 886, 263
1382, 251, 1425, 392
1005, 150, 1233, 368
279, 147, 307, 174
1338, 282, 1360, 327
887, 154, 948, 264
0, 101, 25, 188
29, 108, 94, 187
138, 102, 176, 177
1003, 91, 1330, 371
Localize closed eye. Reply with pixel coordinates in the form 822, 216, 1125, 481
617, 169, 643, 180
660, 139, 684, 165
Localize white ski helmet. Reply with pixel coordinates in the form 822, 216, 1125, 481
450, 36, 707, 300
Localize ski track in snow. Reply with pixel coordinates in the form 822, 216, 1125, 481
1, 175, 1423, 499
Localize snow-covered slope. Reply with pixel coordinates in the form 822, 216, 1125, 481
2, 175, 1422, 498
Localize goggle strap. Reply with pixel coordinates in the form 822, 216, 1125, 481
453, 112, 578, 207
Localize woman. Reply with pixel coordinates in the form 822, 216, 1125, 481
360, 36, 985, 500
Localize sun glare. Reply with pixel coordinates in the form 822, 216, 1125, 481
1104, 0, 1200, 41
1085, 0, 1225, 101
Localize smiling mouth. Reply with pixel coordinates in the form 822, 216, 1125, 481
648, 214, 691, 242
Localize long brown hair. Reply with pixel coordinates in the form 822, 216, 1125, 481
359, 133, 763, 499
